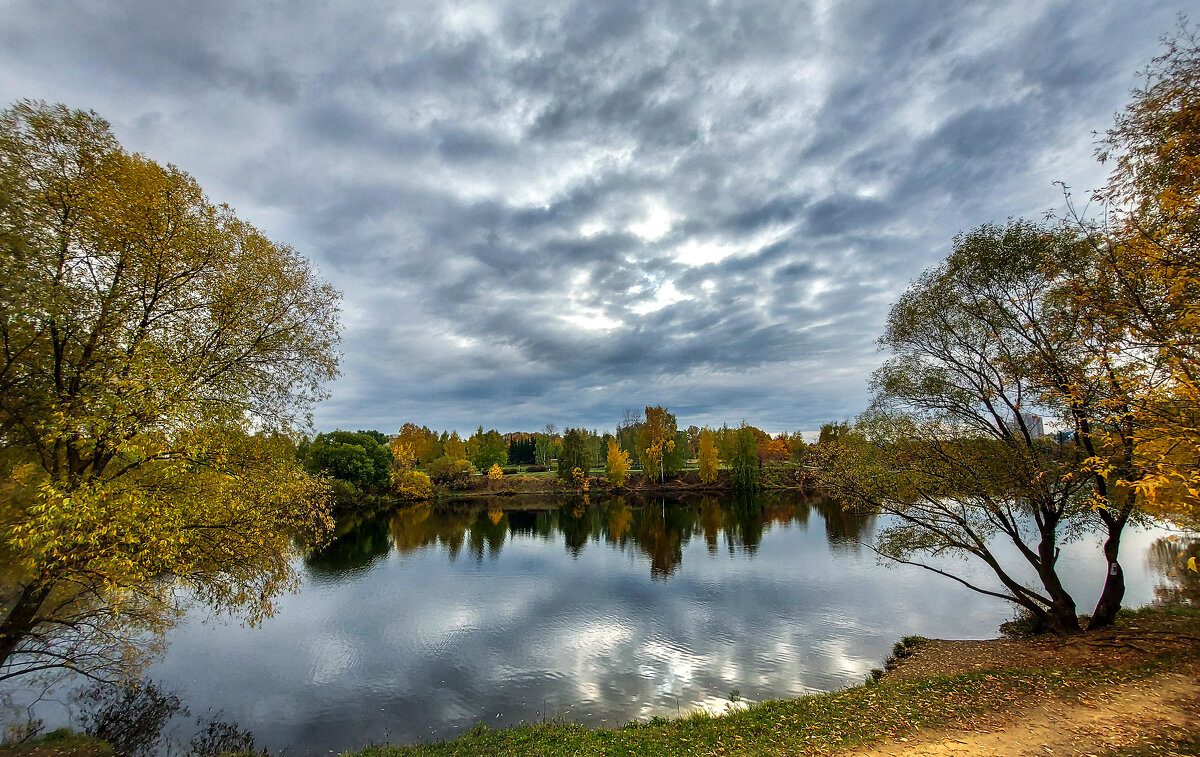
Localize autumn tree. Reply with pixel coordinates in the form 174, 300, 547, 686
636, 406, 677, 482
697, 428, 719, 484
605, 437, 631, 488
819, 220, 1131, 634
760, 435, 790, 465
442, 431, 467, 461
1074, 22, 1200, 525
0, 102, 340, 680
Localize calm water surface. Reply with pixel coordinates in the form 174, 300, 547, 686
139, 492, 1184, 754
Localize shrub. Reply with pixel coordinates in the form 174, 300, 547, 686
501, 466, 520, 475
392, 470, 434, 500
525, 465, 548, 473
427, 456, 478, 490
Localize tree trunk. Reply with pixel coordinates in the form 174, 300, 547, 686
0, 581, 53, 673
1036, 522, 1081, 634
1088, 525, 1125, 630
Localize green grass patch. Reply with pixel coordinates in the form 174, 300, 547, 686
347, 662, 1164, 757
0, 729, 113, 757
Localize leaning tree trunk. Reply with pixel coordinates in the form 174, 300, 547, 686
0, 580, 53, 673
1088, 521, 1125, 630
1036, 523, 1081, 635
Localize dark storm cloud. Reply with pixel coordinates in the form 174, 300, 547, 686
0, 0, 1184, 433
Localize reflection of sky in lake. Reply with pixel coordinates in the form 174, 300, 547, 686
143, 494, 1179, 754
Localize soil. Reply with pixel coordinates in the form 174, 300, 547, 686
850, 613, 1200, 757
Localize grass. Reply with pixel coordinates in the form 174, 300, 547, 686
0, 730, 113, 757
346, 662, 1165, 757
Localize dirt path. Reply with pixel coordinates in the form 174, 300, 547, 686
848, 668, 1199, 757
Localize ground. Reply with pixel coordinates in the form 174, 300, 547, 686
853, 611, 1200, 757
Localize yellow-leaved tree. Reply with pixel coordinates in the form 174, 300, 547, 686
697, 428, 719, 484
605, 438, 630, 488
0, 102, 341, 682
636, 406, 676, 482
1078, 23, 1200, 525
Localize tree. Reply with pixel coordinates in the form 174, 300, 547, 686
697, 428, 719, 484
605, 437, 631, 488
0, 102, 340, 680
760, 435, 790, 465
1077, 22, 1200, 524
465, 428, 507, 470
730, 426, 760, 491
558, 428, 592, 482
442, 431, 467, 461
636, 406, 677, 482
820, 220, 1126, 634
303, 431, 392, 493
393, 423, 439, 466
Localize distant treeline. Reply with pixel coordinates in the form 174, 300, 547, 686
297, 407, 853, 502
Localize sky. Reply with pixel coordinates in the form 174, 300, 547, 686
0, 1, 1186, 435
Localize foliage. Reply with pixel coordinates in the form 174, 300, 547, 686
426, 457, 477, 490
760, 435, 790, 465
0, 101, 340, 681
697, 429, 719, 484
605, 438, 631, 488
819, 220, 1118, 634
571, 468, 589, 492
636, 406, 677, 481
467, 428, 508, 470
391, 470, 434, 501
1075, 22, 1200, 524
75, 680, 183, 757
730, 427, 760, 491
188, 716, 257, 757
557, 428, 593, 482
393, 424, 440, 467
304, 430, 392, 492
442, 432, 468, 461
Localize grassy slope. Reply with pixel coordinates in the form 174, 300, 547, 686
350, 664, 1158, 757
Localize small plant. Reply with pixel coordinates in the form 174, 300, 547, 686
727, 689, 742, 703
572, 467, 589, 491
75, 679, 184, 757
189, 715, 257, 757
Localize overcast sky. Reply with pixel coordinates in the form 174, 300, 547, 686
0, 1, 1184, 435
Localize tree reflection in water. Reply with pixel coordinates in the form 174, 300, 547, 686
307, 492, 878, 580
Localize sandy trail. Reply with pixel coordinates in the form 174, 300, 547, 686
848, 670, 1198, 757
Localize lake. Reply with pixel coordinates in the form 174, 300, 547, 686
96, 493, 1195, 752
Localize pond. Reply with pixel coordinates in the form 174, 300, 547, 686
84, 493, 1200, 752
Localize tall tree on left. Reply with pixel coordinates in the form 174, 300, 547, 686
0, 102, 341, 682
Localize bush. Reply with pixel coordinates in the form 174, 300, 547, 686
427, 456, 478, 489
501, 466, 520, 475
525, 465, 548, 473
391, 470, 433, 500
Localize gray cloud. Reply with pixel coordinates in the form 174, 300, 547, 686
0, 0, 1183, 434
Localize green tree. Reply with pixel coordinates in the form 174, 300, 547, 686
730, 426, 760, 491
819, 220, 1130, 634
558, 428, 593, 482
468, 428, 508, 470
303, 431, 392, 493
0, 101, 340, 681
